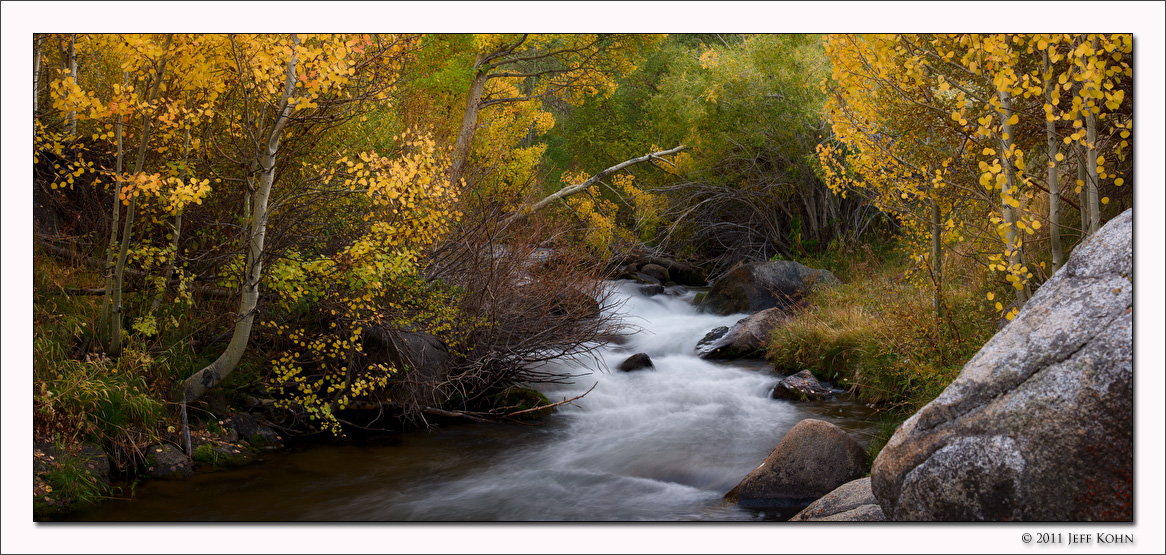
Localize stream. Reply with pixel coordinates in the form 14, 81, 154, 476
75, 281, 878, 521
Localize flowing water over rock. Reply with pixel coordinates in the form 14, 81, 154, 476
77, 281, 877, 521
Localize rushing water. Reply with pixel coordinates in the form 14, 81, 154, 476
75, 281, 877, 522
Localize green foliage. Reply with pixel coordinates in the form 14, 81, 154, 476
34, 443, 106, 517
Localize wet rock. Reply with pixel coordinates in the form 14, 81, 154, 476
772, 369, 835, 401
872, 209, 1133, 521
697, 308, 787, 359
695, 326, 728, 352
700, 261, 839, 316
618, 353, 654, 372
790, 478, 885, 521
192, 442, 256, 469
250, 426, 283, 448
225, 413, 260, 442
145, 444, 193, 480
726, 419, 867, 510
639, 263, 670, 285
640, 284, 665, 297
633, 271, 661, 285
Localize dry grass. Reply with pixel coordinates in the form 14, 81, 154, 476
768, 242, 998, 413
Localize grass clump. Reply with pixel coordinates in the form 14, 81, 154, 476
769, 243, 999, 459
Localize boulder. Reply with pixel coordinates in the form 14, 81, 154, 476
361, 327, 452, 407
639, 263, 670, 284
145, 444, 193, 480
700, 261, 839, 316
618, 353, 654, 372
697, 307, 787, 359
725, 419, 867, 509
871, 209, 1133, 521
789, 478, 886, 521
772, 369, 835, 402
225, 413, 260, 442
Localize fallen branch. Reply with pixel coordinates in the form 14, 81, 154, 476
511, 145, 687, 222
504, 381, 597, 419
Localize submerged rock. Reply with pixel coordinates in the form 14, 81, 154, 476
700, 261, 839, 316
725, 419, 867, 510
790, 477, 885, 521
772, 369, 834, 401
871, 209, 1133, 521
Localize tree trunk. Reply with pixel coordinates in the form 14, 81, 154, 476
107, 36, 172, 356
1084, 45, 1101, 236
182, 34, 300, 403
97, 71, 127, 351
34, 34, 43, 115
66, 34, 77, 136
1043, 50, 1064, 273
931, 196, 944, 319
448, 51, 490, 190
149, 126, 191, 317
996, 87, 1030, 307
517, 145, 688, 218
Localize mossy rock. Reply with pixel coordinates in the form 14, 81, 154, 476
192, 443, 255, 469
492, 387, 553, 420
693, 291, 708, 305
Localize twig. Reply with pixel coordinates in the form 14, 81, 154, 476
504, 381, 597, 419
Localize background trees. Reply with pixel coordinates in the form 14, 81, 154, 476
819, 34, 1132, 320
30, 32, 1136, 441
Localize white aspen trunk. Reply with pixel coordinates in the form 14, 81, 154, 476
67, 34, 77, 136
34, 34, 43, 114
1043, 50, 1064, 273
97, 72, 127, 351
996, 87, 1030, 306
182, 34, 300, 402
109, 36, 172, 356
1086, 35, 1102, 235
448, 51, 490, 190
520, 145, 688, 216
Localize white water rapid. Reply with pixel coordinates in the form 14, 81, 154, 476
76, 280, 875, 522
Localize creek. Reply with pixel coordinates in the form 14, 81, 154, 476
76, 281, 877, 521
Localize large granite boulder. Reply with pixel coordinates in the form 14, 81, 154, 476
872, 209, 1133, 521
725, 419, 867, 509
789, 477, 886, 521
696, 308, 788, 359
700, 261, 839, 316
